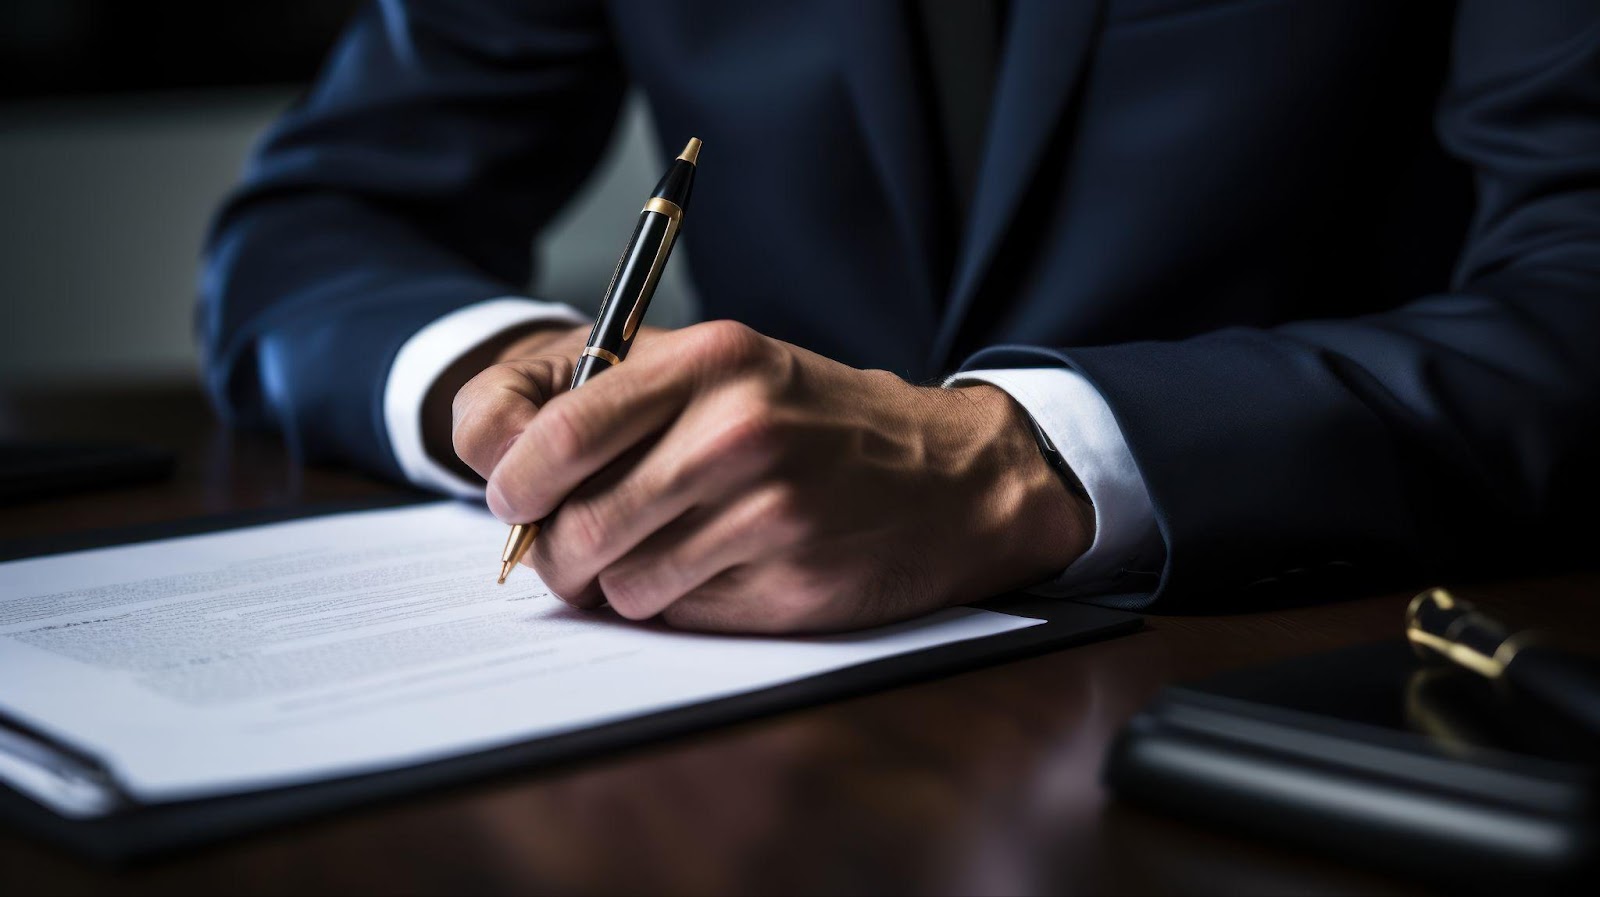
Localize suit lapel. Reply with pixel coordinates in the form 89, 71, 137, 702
931, 0, 1106, 366
836, 0, 945, 312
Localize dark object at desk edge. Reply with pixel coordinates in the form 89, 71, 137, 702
1104, 641, 1598, 892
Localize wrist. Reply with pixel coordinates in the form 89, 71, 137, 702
945, 384, 1095, 591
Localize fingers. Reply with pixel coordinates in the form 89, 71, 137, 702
473, 320, 798, 622
653, 568, 758, 632
528, 385, 782, 600
593, 487, 802, 620
525, 436, 686, 600
485, 321, 771, 525
655, 565, 848, 635
452, 357, 571, 480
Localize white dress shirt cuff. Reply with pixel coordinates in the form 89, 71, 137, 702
383, 297, 589, 499
946, 367, 1162, 596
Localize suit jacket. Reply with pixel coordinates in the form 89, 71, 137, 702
199, 0, 1600, 608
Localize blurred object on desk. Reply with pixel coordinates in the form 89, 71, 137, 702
0, 440, 173, 504
1106, 632, 1598, 894
1408, 587, 1600, 741
0, 383, 395, 546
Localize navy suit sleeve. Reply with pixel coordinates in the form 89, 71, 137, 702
198, 0, 625, 479
962, 2, 1600, 607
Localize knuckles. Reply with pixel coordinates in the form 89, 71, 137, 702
522, 501, 608, 603
680, 319, 766, 373
528, 545, 584, 606
697, 404, 784, 471
769, 570, 841, 630
747, 483, 810, 546
655, 571, 832, 634
596, 566, 656, 619
547, 499, 611, 568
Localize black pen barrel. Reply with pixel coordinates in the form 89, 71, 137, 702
651, 156, 696, 207
572, 210, 675, 387
1505, 645, 1600, 739
570, 143, 698, 389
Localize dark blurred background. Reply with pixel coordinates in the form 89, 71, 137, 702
0, 0, 696, 389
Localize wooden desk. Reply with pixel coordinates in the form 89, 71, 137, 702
1, 383, 1594, 895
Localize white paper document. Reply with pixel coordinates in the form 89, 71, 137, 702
0, 502, 1041, 818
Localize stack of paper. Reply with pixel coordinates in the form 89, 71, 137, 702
0, 502, 1040, 818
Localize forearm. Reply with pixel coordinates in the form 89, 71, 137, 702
963, 274, 1600, 608
957, 4, 1600, 608
198, 0, 624, 476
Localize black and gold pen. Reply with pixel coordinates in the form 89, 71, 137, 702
1407, 587, 1600, 739
497, 137, 701, 583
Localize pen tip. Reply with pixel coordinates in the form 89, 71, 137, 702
677, 137, 702, 165
497, 560, 515, 585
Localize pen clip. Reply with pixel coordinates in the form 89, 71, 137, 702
624, 202, 682, 341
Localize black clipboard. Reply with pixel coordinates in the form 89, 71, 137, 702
0, 498, 1142, 862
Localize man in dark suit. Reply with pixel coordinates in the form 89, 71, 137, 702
200, 1, 1600, 632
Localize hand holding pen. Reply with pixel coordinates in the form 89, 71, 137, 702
495, 138, 701, 583
451, 138, 1091, 633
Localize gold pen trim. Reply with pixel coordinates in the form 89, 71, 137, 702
643, 196, 682, 222
1492, 630, 1538, 671
1404, 586, 1529, 678
677, 137, 702, 164
623, 216, 679, 341
498, 522, 539, 584
1406, 587, 1455, 624
1405, 627, 1506, 678
582, 346, 622, 366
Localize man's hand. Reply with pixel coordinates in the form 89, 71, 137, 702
452, 320, 1093, 633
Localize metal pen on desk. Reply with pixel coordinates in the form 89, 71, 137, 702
497, 137, 701, 583
1407, 587, 1600, 739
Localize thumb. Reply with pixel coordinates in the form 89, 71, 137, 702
450, 356, 572, 480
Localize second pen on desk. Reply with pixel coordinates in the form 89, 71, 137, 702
497, 137, 701, 584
